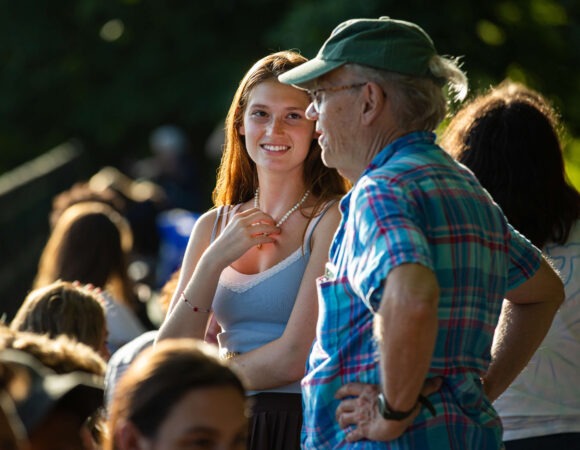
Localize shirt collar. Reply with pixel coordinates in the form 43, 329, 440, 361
338, 131, 436, 215
363, 131, 436, 177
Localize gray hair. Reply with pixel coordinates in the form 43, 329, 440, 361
346, 56, 468, 132
429, 55, 468, 102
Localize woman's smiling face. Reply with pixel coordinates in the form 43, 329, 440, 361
239, 78, 315, 176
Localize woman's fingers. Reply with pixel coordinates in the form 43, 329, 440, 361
209, 207, 282, 261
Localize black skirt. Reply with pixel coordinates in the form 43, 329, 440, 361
247, 392, 302, 450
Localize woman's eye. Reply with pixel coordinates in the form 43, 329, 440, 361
250, 110, 267, 118
287, 112, 303, 120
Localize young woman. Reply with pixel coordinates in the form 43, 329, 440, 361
156, 50, 349, 449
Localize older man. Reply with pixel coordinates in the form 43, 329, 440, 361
279, 17, 564, 449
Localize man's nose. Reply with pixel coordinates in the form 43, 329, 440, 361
306, 103, 318, 120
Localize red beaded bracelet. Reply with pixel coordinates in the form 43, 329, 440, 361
180, 293, 211, 313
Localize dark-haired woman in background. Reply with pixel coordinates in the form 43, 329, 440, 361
34, 202, 147, 353
441, 80, 580, 449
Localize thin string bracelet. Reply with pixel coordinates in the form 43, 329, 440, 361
180, 293, 211, 313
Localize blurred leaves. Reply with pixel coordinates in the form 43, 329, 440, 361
0, 0, 578, 189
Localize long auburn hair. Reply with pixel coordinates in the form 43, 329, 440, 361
441, 80, 580, 247
212, 50, 349, 214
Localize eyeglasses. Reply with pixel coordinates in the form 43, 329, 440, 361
307, 82, 367, 112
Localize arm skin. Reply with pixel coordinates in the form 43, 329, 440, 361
156, 207, 281, 342
375, 263, 440, 412
157, 203, 342, 391
334, 256, 564, 442
335, 263, 440, 442
229, 204, 342, 390
483, 256, 564, 402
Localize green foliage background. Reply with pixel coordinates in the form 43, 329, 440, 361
1, 0, 579, 190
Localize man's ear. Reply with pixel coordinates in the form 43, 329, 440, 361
116, 420, 149, 450
361, 82, 386, 125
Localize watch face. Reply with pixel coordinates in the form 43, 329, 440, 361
378, 392, 388, 414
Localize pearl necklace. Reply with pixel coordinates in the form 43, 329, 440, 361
253, 188, 310, 249
254, 188, 310, 227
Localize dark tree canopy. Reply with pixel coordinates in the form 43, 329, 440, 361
0, 0, 578, 187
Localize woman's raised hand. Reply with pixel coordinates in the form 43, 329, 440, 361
209, 207, 280, 264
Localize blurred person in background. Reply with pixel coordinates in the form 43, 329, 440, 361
105, 338, 248, 450
0, 327, 106, 377
129, 124, 204, 213
10, 280, 110, 361
0, 327, 107, 450
0, 349, 103, 450
53, 174, 164, 306
104, 269, 180, 409
441, 80, 580, 449
34, 201, 147, 353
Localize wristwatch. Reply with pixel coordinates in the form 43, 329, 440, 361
376, 392, 417, 421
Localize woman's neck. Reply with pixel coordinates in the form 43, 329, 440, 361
254, 175, 308, 220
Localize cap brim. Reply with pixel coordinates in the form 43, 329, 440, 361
23, 371, 104, 434
278, 59, 345, 87
0, 350, 104, 435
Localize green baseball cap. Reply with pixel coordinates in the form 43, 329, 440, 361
279, 17, 439, 86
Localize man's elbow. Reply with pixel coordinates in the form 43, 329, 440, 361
544, 260, 565, 308
553, 278, 565, 308
509, 258, 566, 308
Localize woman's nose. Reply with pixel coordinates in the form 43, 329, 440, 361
266, 117, 284, 135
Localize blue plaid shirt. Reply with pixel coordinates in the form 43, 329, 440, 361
301, 132, 542, 449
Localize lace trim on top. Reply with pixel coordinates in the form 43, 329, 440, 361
211, 200, 334, 293
220, 248, 304, 293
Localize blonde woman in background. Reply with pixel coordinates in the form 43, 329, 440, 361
11, 280, 110, 360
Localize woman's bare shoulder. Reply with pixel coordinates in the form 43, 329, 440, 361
317, 200, 341, 224
310, 200, 341, 244
190, 207, 222, 241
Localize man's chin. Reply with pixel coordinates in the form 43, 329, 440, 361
320, 149, 333, 169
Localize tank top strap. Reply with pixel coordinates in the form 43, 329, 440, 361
210, 204, 242, 244
304, 200, 337, 251
210, 206, 224, 244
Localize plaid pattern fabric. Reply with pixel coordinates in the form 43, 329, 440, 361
301, 132, 542, 449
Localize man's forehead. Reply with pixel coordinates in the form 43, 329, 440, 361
311, 67, 354, 88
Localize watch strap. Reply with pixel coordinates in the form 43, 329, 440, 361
377, 392, 416, 421
377, 392, 437, 421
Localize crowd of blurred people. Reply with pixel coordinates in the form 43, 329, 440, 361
1, 15, 578, 450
